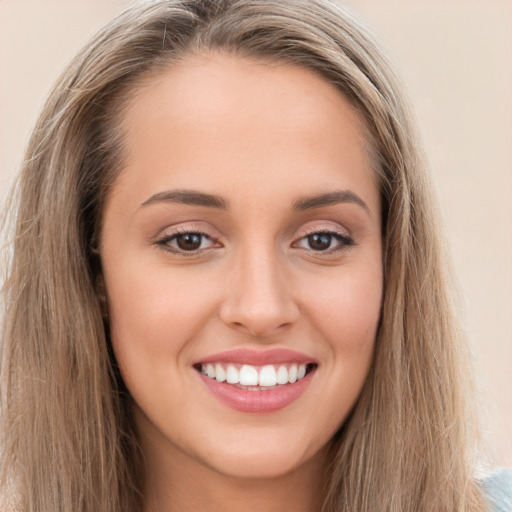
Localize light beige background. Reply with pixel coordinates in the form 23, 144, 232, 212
1, 1, 511, 467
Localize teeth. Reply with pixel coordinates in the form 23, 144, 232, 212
206, 364, 215, 379
215, 363, 226, 382
226, 364, 239, 384
239, 365, 259, 386
288, 364, 298, 383
259, 365, 277, 386
200, 362, 311, 387
276, 365, 288, 385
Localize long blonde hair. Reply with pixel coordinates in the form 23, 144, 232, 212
1, 1, 486, 510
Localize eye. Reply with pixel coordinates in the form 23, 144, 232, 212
157, 231, 217, 253
294, 231, 353, 252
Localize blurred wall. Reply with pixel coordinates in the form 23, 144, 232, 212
1, 0, 511, 466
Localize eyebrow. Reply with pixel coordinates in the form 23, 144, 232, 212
141, 189, 228, 209
292, 190, 370, 213
140, 188, 369, 214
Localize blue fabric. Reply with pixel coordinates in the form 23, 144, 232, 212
482, 469, 512, 512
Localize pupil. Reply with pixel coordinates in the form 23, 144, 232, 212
308, 233, 331, 251
177, 233, 202, 250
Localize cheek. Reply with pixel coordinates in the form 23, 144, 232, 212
104, 264, 226, 426
308, 263, 383, 353
104, 260, 221, 373
108, 248, 220, 318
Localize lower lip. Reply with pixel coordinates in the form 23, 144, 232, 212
197, 370, 315, 413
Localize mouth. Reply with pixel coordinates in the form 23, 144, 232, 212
193, 361, 317, 390
193, 349, 318, 413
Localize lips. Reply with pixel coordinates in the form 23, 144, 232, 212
193, 349, 317, 413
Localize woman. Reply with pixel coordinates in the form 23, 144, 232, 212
1, 0, 510, 511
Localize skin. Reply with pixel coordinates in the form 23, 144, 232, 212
100, 53, 383, 512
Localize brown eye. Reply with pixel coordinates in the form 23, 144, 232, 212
294, 231, 354, 253
307, 233, 333, 251
157, 232, 216, 253
175, 233, 203, 251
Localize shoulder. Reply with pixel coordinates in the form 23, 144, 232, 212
481, 468, 512, 512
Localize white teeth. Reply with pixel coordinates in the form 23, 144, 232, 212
200, 362, 312, 387
226, 364, 239, 384
206, 363, 215, 379
276, 365, 289, 385
288, 364, 298, 383
215, 363, 226, 382
239, 365, 259, 386
259, 365, 277, 387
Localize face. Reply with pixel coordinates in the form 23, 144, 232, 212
100, 53, 383, 480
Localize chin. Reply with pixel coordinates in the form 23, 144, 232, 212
190, 423, 331, 481
205, 445, 320, 480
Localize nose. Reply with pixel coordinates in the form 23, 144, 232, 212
219, 249, 300, 338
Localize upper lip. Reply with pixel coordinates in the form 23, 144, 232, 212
194, 348, 317, 366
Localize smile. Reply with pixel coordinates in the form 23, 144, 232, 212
198, 362, 312, 388
194, 349, 318, 413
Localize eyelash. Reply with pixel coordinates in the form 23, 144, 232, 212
155, 228, 354, 256
292, 229, 354, 254
155, 228, 219, 255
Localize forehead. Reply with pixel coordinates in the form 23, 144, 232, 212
112, 52, 379, 216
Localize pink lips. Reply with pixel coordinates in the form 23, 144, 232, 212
197, 348, 313, 366
194, 348, 317, 413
